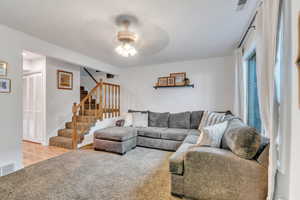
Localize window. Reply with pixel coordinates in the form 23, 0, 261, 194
247, 52, 262, 132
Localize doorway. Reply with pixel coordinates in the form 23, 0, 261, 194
22, 51, 46, 144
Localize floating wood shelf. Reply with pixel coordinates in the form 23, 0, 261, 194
153, 84, 194, 89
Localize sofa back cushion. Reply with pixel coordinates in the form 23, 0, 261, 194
128, 109, 149, 114
222, 118, 261, 160
132, 112, 148, 128
190, 111, 204, 129
169, 112, 191, 129
149, 111, 170, 127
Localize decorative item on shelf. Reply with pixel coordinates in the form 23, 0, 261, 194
0, 61, 8, 76
57, 70, 73, 90
0, 78, 11, 93
157, 77, 168, 86
170, 72, 186, 86
184, 78, 190, 85
154, 72, 194, 89
167, 77, 175, 86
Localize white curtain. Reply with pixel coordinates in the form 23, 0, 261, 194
255, 0, 280, 199
233, 49, 245, 121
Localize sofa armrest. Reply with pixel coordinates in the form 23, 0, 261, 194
183, 147, 268, 200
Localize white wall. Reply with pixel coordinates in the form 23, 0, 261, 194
120, 56, 235, 113
0, 30, 23, 171
45, 57, 80, 142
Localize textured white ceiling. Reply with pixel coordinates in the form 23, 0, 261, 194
0, 0, 258, 68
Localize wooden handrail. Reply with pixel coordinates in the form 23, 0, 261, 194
83, 67, 98, 84
71, 79, 120, 149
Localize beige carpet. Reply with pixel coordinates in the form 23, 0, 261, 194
0, 147, 181, 200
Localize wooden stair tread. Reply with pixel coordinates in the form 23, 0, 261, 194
49, 136, 73, 149
58, 129, 86, 138
65, 121, 92, 129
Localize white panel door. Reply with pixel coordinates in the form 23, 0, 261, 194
23, 73, 44, 143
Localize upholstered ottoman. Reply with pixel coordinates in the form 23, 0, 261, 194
93, 127, 137, 155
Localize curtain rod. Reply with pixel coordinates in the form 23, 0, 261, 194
237, 1, 263, 48
237, 12, 257, 48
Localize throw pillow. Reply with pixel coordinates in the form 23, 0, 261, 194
196, 121, 228, 148
190, 111, 204, 129
148, 111, 170, 127
116, 119, 125, 127
123, 113, 133, 127
221, 117, 246, 149
198, 111, 226, 130
222, 119, 261, 160
132, 112, 148, 128
168, 112, 191, 129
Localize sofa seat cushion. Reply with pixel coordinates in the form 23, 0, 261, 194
161, 128, 189, 141
94, 127, 137, 142
169, 143, 194, 175
137, 127, 167, 139
183, 135, 199, 144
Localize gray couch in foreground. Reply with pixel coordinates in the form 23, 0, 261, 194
169, 130, 269, 200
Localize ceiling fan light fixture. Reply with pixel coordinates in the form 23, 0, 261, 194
115, 42, 137, 57
115, 19, 138, 57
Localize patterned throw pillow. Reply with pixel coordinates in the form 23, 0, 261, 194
116, 119, 125, 127
132, 112, 148, 128
196, 121, 228, 148
198, 111, 227, 130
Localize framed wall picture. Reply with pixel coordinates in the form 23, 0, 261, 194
157, 77, 168, 86
0, 78, 11, 93
0, 61, 8, 76
170, 72, 186, 86
167, 77, 175, 86
57, 70, 73, 90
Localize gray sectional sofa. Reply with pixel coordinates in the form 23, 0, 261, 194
93, 110, 269, 200
94, 111, 204, 152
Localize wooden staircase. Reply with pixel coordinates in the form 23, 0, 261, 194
49, 81, 120, 149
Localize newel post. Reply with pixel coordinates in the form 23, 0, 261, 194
72, 103, 78, 149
